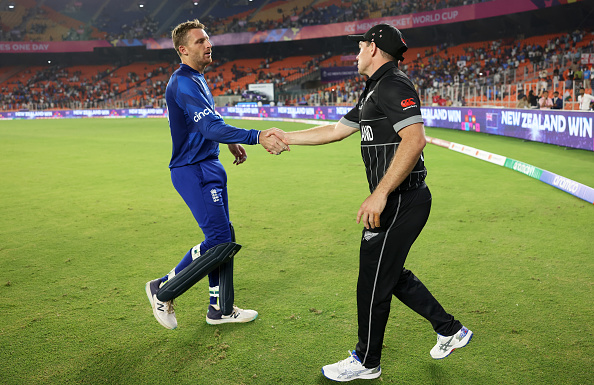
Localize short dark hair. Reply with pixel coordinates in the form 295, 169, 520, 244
378, 48, 395, 61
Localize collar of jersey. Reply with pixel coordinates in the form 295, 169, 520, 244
369, 61, 397, 81
180, 63, 203, 75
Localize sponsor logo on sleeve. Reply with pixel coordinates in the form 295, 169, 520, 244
401, 98, 417, 110
193, 108, 212, 122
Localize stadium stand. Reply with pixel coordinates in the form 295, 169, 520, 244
43, 0, 100, 24
2, 0, 497, 42
205, 0, 266, 35
1, 0, 593, 111
3, 27, 591, 111
92, 0, 162, 40
0, 0, 37, 41
0, 61, 176, 110
248, 0, 316, 24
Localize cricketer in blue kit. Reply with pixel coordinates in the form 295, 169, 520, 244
145, 19, 289, 330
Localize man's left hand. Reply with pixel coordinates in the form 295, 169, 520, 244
357, 191, 387, 229
228, 144, 247, 165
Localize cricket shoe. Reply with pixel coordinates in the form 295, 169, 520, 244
321, 350, 381, 382
145, 279, 177, 330
430, 326, 473, 359
205, 304, 258, 325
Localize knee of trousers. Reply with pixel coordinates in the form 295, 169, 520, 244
201, 225, 233, 252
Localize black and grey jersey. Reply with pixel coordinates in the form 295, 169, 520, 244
340, 62, 426, 194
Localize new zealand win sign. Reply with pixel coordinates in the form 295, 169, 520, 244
421, 107, 593, 152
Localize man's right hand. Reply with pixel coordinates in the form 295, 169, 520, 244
259, 128, 290, 155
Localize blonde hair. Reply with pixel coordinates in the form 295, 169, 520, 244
172, 19, 205, 58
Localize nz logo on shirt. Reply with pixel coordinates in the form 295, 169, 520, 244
361, 125, 374, 142
365, 89, 375, 104
359, 89, 375, 109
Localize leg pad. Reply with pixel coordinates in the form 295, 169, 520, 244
219, 224, 235, 315
156, 242, 241, 302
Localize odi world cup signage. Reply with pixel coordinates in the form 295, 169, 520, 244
421, 107, 593, 152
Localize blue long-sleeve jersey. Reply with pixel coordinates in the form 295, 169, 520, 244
165, 64, 260, 168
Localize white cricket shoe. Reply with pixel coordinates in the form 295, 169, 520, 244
205, 304, 258, 325
145, 279, 177, 330
322, 350, 381, 382
430, 326, 473, 359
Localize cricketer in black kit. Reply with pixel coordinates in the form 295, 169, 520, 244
283, 24, 473, 382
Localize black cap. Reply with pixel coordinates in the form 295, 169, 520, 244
347, 23, 408, 61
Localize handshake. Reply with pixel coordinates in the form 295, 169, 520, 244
259, 128, 290, 155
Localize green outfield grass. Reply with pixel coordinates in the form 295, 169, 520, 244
0, 118, 592, 385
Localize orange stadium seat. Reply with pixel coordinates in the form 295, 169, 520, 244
249, 0, 316, 24
0, 0, 36, 31
23, 5, 102, 42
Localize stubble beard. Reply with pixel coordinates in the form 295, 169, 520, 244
194, 54, 212, 73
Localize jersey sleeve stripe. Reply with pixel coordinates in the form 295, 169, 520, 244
392, 115, 423, 133
339, 117, 360, 129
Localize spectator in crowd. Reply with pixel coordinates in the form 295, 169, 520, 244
538, 69, 548, 91
565, 67, 575, 88
566, 68, 574, 88
516, 93, 529, 108
552, 67, 561, 90
577, 87, 594, 111
538, 90, 553, 109
551, 91, 563, 109
528, 90, 538, 108
583, 66, 591, 89
432, 92, 441, 106
563, 89, 572, 102
574, 66, 583, 86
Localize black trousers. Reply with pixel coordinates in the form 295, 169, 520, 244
355, 185, 462, 368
